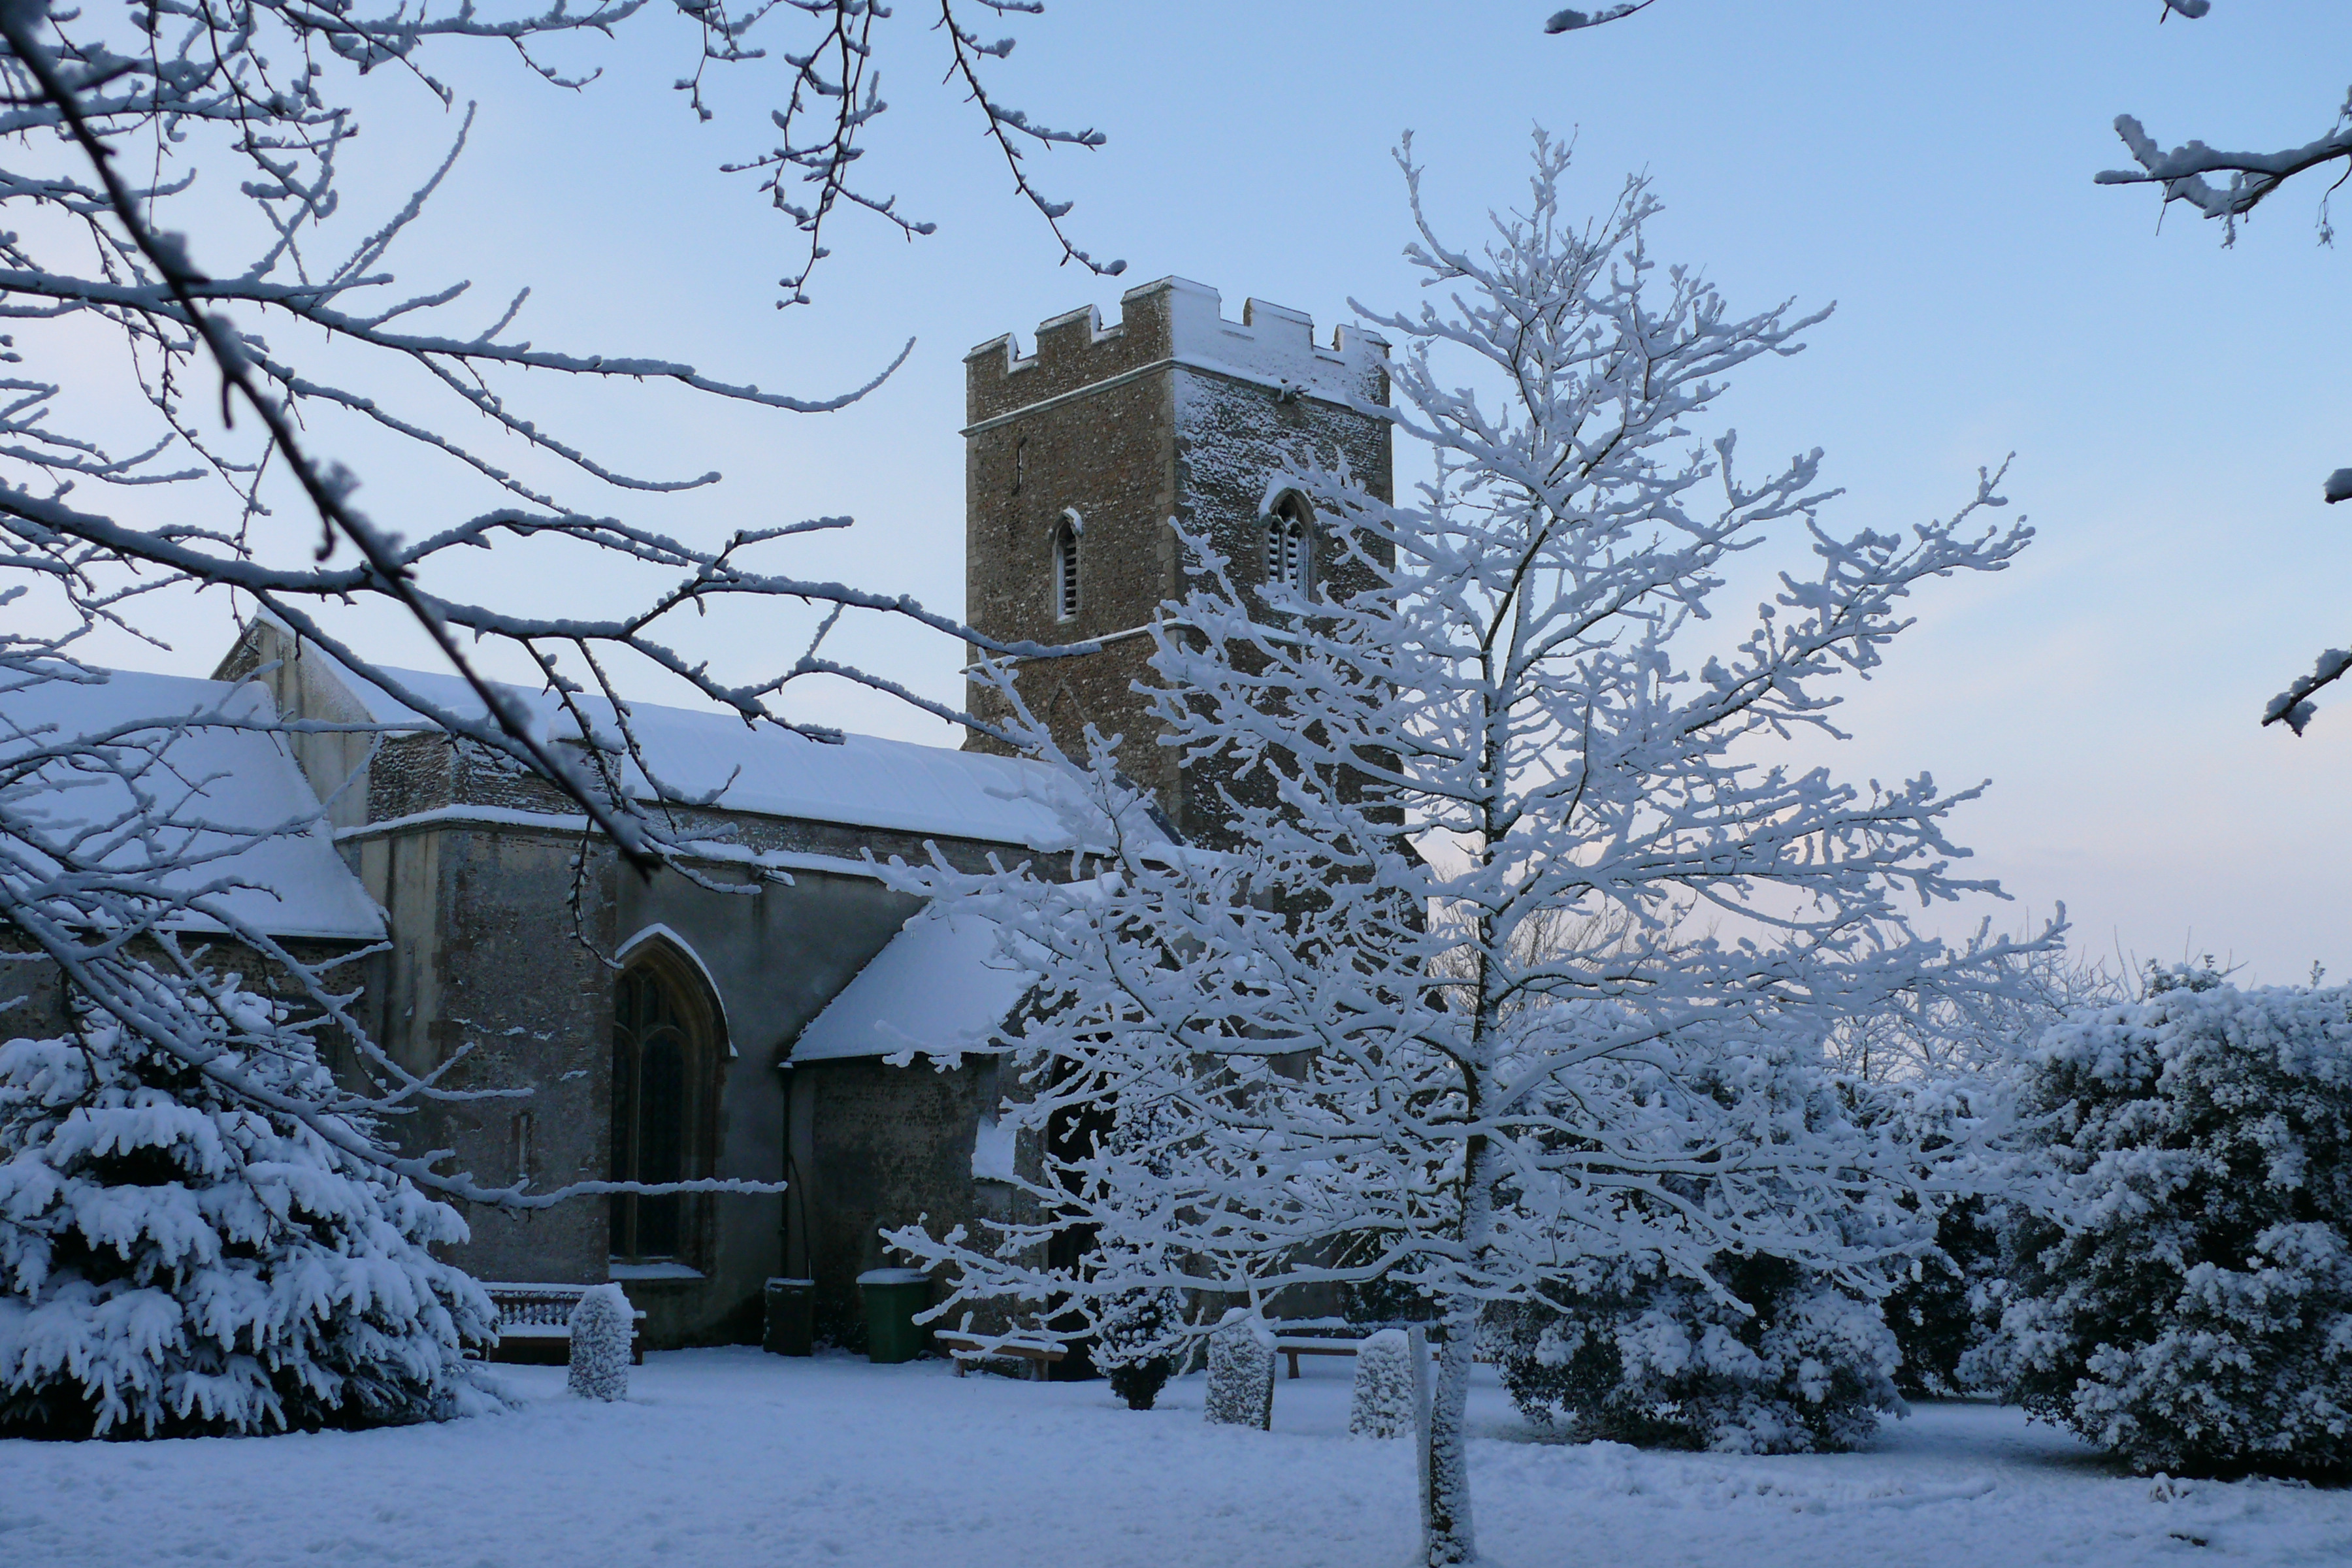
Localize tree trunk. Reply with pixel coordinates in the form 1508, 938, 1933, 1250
1420, 1296, 1480, 1565
1420, 1145, 1494, 1566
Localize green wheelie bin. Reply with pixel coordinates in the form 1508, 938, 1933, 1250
858, 1267, 932, 1364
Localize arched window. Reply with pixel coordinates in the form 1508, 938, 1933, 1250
1266, 495, 1312, 593
1053, 511, 1082, 623
610, 947, 721, 1264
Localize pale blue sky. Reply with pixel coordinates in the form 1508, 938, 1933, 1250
75, 1, 2352, 982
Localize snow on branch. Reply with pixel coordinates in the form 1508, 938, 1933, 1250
2095, 1, 2352, 242
0, 0, 1103, 870
2098, 106, 2352, 237
1544, 3, 1658, 34
2091, 5, 2352, 732
0, 0, 1109, 1306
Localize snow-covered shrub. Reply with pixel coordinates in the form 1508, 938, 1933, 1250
1202, 1309, 1275, 1429
0, 1000, 497, 1438
1348, 1328, 1416, 1439
566, 1286, 633, 1402
1490, 1254, 1903, 1454
1097, 1286, 1185, 1411
1883, 1196, 2009, 1398
1983, 974, 2352, 1477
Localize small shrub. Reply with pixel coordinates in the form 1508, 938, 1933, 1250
1488, 1253, 1902, 1454
1347, 1328, 1415, 1438
1202, 1310, 1275, 1429
1097, 1286, 1184, 1411
566, 1285, 633, 1403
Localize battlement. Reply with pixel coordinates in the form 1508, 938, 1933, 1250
965, 276, 1386, 427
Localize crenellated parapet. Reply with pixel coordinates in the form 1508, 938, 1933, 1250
964, 276, 1386, 429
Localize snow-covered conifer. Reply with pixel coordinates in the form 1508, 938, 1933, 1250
1348, 1330, 1416, 1439
1097, 1284, 1186, 1411
1982, 972, 2352, 1477
885, 132, 2044, 1564
566, 1286, 634, 1403
0, 993, 497, 1438
1203, 1311, 1276, 1429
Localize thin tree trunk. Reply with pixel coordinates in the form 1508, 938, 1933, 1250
1421, 1297, 1480, 1565
1422, 1147, 1494, 1566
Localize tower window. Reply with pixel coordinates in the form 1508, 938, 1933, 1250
1266, 495, 1312, 593
1013, 438, 1026, 496
1054, 511, 1082, 623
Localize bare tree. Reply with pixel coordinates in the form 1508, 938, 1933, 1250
0, 0, 1109, 1430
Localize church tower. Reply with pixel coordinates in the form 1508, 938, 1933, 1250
962, 277, 1392, 845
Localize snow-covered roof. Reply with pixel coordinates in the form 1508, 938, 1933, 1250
0, 667, 384, 941
790, 909, 1037, 1064
313, 657, 1093, 851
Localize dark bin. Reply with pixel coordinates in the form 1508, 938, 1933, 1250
857, 1267, 932, 1364
764, 1277, 815, 1356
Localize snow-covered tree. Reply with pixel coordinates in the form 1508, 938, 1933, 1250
0, 987, 498, 1437
0, 0, 1111, 875
1833, 938, 2118, 1396
0, 1, 1107, 1429
1978, 970, 2352, 1477
1096, 1284, 1186, 1411
885, 133, 2048, 1565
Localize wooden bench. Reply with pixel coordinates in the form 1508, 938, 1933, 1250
1274, 1335, 1370, 1379
936, 1332, 1067, 1381
480, 1282, 647, 1366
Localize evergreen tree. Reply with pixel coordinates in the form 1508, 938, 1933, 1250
1096, 1285, 1185, 1411
0, 986, 497, 1438
1882, 1196, 2008, 1399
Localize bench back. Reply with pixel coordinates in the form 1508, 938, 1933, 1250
480, 1282, 648, 1330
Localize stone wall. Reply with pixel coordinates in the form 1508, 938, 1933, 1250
346, 812, 990, 1348
350, 823, 615, 1294
787, 1054, 1007, 1350
962, 277, 1394, 846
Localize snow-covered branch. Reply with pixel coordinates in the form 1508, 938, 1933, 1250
0, 0, 1117, 1433
2089, 3, 2352, 733
881, 131, 2050, 1567
2098, 106, 2352, 236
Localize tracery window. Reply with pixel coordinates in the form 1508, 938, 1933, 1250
610, 947, 721, 1264
1266, 494, 1313, 593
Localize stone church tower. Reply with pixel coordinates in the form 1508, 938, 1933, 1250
962, 277, 1392, 845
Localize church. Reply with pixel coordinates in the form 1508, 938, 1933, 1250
180, 277, 1389, 1350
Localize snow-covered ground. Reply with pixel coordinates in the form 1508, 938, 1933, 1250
5, 1348, 2347, 1567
